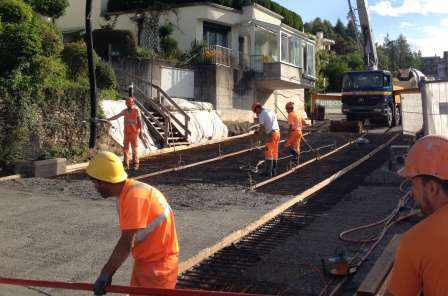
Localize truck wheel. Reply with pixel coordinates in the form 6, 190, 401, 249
385, 106, 393, 127
392, 105, 401, 126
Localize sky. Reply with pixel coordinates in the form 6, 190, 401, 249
275, 0, 448, 57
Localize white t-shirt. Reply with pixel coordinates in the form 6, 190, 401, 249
258, 108, 280, 134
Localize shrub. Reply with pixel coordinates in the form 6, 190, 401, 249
93, 29, 137, 59
159, 23, 174, 38
34, 16, 63, 56
0, 0, 33, 23
160, 36, 178, 57
95, 60, 117, 90
61, 41, 91, 80
106, 0, 303, 30
136, 47, 154, 58
24, 0, 68, 18
0, 23, 43, 75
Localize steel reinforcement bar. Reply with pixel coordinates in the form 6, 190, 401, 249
178, 133, 399, 278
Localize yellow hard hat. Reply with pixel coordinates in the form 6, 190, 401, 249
86, 151, 128, 183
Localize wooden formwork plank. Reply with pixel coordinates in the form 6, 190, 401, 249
65, 132, 254, 174
251, 139, 354, 190
179, 133, 400, 274
357, 234, 402, 296
0, 174, 21, 182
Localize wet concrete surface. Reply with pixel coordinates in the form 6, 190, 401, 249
0, 128, 403, 295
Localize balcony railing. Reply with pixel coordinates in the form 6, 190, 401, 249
201, 45, 234, 67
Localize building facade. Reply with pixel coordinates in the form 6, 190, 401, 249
56, 1, 318, 123
421, 51, 448, 80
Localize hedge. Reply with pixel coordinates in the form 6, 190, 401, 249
93, 29, 137, 59
107, 0, 303, 30
0, 0, 33, 23
24, 0, 69, 19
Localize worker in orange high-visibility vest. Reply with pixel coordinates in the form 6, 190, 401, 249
108, 97, 142, 170
385, 135, 448, 296
86, 152, 179, 296
252, 102, 280, 177
284, 102, 306, 165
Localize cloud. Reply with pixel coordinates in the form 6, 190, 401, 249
410, 26, 448, 56
400, 21, 415, 28
370, 0, 448, 16
442, 18, 448, 26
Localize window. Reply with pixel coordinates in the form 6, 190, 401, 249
203, 22, 230, 48
255, 27, 278, 62
280, 34, 302, 67
306, 43, 316, 77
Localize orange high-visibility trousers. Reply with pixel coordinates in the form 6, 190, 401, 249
284, 130, 302, 154
130, 254, 179, 295
265, 131, 280, 160
123, 132, 139, 168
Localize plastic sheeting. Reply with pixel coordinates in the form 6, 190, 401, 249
101, 100, 158, 155
101, 99, 229, 152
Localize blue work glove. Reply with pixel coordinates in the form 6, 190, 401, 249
93, 273, 112, 295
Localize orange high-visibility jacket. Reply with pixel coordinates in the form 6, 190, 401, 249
124, 109, 141, 135
118, 179, 179, 262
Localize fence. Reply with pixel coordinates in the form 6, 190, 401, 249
400, 80, 448, 137
201, 45, 234, 67
400, 90, 423, 136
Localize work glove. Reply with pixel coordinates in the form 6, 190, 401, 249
93, 273, 112, 295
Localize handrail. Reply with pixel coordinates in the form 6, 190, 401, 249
115, 68, 191, 137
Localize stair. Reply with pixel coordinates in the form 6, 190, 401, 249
114, 68, 191, 148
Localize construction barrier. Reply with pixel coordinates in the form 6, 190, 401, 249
400, 89, 423, 136
400, 80, 448, 137
0, 277, 264, 296
311, 93, 342, 123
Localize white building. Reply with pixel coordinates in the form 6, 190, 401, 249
56, 1, 317, 122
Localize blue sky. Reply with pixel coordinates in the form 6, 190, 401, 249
275, 0, 448, 57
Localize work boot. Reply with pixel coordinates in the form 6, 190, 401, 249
265, 160, 273, 177
289, 148, 299, 166
272, 160, 278, 176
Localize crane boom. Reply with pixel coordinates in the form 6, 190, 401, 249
353, 0, 378, 70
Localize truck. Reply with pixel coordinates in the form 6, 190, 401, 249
341, 0, 423, 127
341, 70, 402, 127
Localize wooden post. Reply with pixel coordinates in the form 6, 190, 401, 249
157, 89, 161, 105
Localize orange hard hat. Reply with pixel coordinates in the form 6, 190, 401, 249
399, 135, 448, 180
285, 102, 294, 110
126, 97, 135, 107
252, 102, 262, 112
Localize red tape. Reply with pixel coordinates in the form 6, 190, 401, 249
0, 277, 264, 295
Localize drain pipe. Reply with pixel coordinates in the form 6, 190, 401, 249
85, 0, 98, 154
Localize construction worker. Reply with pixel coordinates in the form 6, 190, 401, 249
86, 151, 179, 295
284, 102, 306, 165
252, 102, 280, 177
386, 135, 448, 296
108, 97, 142, 170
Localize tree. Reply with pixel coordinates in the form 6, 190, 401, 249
24, 0, 68, 19
334, 19, 346, 37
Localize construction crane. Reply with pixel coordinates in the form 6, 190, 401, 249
348, 0, 378, 70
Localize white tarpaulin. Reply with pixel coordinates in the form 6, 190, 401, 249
100, 100, 158, 154
101, 98, 228, 151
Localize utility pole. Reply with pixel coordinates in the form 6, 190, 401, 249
85, 0, 98, 154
